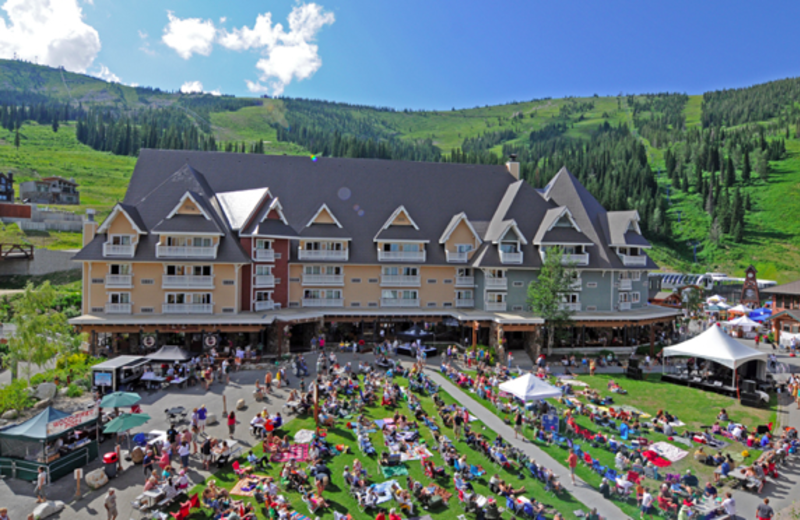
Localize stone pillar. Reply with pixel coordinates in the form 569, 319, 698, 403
266, 324, 280, 355
522, 329, 541, 363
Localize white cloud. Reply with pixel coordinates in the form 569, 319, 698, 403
162, 10, 215, 59
138, 30, 148, 39
180, 80, 221, 96
93, 64, 120, 83
0, 0, 101, 73
164, 3, 334, 96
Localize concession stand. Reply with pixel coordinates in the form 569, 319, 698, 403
92, 355, 149, 393
0, 407, 99, 481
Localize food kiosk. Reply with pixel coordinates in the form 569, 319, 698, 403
0, 406, 99, 481
92, 355, 149, 394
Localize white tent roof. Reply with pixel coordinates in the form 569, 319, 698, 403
725, 316, 762, 329
728, 304, 750, 313
498, 373, 562, 402
663, 325, 768, 370
707, 294, 727, 303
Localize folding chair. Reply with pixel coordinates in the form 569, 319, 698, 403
232, 461, 247, 479
169, 503, 190, 520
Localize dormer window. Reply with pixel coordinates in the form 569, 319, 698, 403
616, 246, 647, 266
103, 234, 135, 257
499, 240, 522, 264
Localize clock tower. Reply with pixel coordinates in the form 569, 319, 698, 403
740, 265, 760, 306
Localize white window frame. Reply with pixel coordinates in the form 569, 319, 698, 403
109, 264, 131, 275
456, 244, 473, 253
631, 292, 641, 303
561, 293, 580, 304
486, 292, 507, 303
166, 292, 212, 304
109, 234, 133, 246
456, 290, 474, 300
255, 239, 273, 250
255, 265, 273, 276
381, 289, 419, 300
255, 290, 274, 302
618, 292, 630, 303
108, 292, 130, 304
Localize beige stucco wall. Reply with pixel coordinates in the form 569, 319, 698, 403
85, 262, 240, 314
444, 219, 480, 259
106, 213, 137, 236
176, 197, 203, 216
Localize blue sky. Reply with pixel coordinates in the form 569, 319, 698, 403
3, 0, 800, 110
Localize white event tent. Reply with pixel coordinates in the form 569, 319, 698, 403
724, 315, 762, 331
498, 373, 562, 402
663, 325, 768, 385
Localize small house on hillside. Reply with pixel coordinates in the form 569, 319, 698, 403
19, 176, 80, 205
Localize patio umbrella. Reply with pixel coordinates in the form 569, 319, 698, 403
100, 391, 142, 409
104, 412, 151, 453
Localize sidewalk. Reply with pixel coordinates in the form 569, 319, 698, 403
425, 369, 630, 519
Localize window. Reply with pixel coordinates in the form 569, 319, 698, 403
632, 292, 641, 303
457, 290, 474, 300
166, 293, 211, 304
193, 237, 211, 247
305, 241, 343, 251
487, 269, 506, 279
381, 290, 418, 300
255, 239, 273, 250
303, 289, 342, 299
561, 293, 579, 303
255, 265, 273, 276
554, 216, 573, 227
108, 293, 130, 304
165, 236, 212, 247
255, 291, 273, 302
563, 245, 584, 255
166, 265, 211, 276
457, 268, 473, 277
109, 264, 130, 275
632, 271, 641, 281
383, 243, 420, 252
305, 265, 341, 275
486, 292, 506, 303
382, 266, 418, 276
499, 241, 519, 253
110, 235, 132, 245
620, 271, 641, 281
619, 292, 630, 303
456, 244, 473, 253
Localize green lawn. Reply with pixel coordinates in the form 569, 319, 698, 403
460, 372, 777, 518
186, 376, 587, 520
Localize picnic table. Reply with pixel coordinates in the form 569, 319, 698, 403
170, 377, 187, 388
213, 439, 241, 462
141, 372, 166, 390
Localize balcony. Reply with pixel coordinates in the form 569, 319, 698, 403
302, 298, 344, 308
162, 275, 215, 289
484, 301, 507, 312
105, 303, 132, 314
560, 302, 582, 312
619, 302, 632, 311
446, 250, 468, 263
455, 276, 475, 287
105, 275, 133, 288
103, 243, 134, 257
380, 275, 420, 287
254, 275, 276, 288
619, 279, 633, 291
298, 249, 348, 261
455, 298, 474, 308
377, 250, 426, 262
499, 251, 523, 264
619, 254, 647, 266
162, 303, 214, 314
381, 298, 420, 307
569, 280, 582, 291
485, 278, 508, 290
302, 274, 344, 286
254, 300, 275, 311
254, 249, 275, 262
563, 253, 589, 266
156, 244, 218, 259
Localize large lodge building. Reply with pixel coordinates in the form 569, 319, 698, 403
70, 150, 679, 356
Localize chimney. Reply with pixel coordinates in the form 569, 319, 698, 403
83, 209, 97, 247
506, 153, 520, 180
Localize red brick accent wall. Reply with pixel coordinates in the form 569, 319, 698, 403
0, 203, 31, 218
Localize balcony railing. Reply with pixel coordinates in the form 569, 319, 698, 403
619, 254, 647, 266
162, 275, 215, 289
302, 274, 344, 286
455, 276, 475, 287
103, 243, 135, 257
377, 250, 426, 262
484, 301, 507, 312
162, 303, 213, 314
540, 251, 590, 266
381, 298, 420, 307
302, 298, 344, 308
156, 244, 218, 259
446, 251, 468, 263
380, 275, 420, 287
619, 301, 632, 311
619, 279, 633, 291
254, 275, 276, 288
298, 249, 348, 261
455, 298, 474, 308
254, 249, 275, 262
485, 278, 508, 289
499, 251, 523, 264
569, 280, 582, 291
105, 303, 132, 314
560, 302, 582, 312
105, 275, 133, 288
254, 300, 275, 311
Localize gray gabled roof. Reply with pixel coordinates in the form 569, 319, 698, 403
532, 207, 592, 245
762, 280, 800, 296
151, 214, 223, 234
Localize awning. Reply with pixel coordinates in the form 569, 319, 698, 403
146, 345, 190, 362
498, 373, 562, 402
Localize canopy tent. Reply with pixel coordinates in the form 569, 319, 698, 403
0, 407, 71, 441
396, 324, 434, 343
663, 325, 768, 384
100, 391, 141, 409
779, 332, 800, 347
706, 294, 727, 303
498, 373, 562, 402
728, 304, 750, 314
146, 345, 190, 363
749, 308, 772, 322
706, 305, 727, 313
724, 315, 763, 331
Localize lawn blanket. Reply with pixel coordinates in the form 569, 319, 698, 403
642, 449, 671, 467
294, 430, 315, 443
650, 442, 688, 462
289, 512, 313, 520
270, 444, 309, 463
230, 475, 271, 496
401, 446, 434, 462
371, 480, 399, 504
375, 418, 396, 431
381, 464, 409, 478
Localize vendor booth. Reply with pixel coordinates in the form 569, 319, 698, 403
723, 315, 763, 339
0, 407, 99, 481
662, 325, 769, 397
498, 373, 562, 402
146, 345, 190, 364
396, 324, 434, 343
92, 355, 149, 394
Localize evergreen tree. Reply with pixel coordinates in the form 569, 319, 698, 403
755, 150, 769, 182
725, 156, 736, 187
741, 150, 751, 182
51, 113, 59, 133
13, 127, 19, 150
709, 218, 722, 244
732, 221, 743, 243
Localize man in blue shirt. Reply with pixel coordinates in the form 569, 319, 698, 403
715, 459, 731, 483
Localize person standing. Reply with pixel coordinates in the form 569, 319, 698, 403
756, 498, 774, 520
178, 441, 191, 470
142, 449, 154, 480
514, 409, 523, 439
197, 405, 207, 432
640, 487, 653, 519
105, 489, 118, 520
507, 350, 513, 370
720, 492, 737, 519
201, 437, 212, 471
228, 411, 237, 439
222, 358, 231, 384
36, 466, 47, 503
566, 449, 578, 485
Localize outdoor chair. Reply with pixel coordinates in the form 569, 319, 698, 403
232, 461, 248, 479
169, 503, 190, 520
644, 466, 657, 480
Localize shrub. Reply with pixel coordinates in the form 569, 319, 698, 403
30, 373, 48, 386
66, 383, 83, 398
0, 379, 34, 414
75, 378, 91, 390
